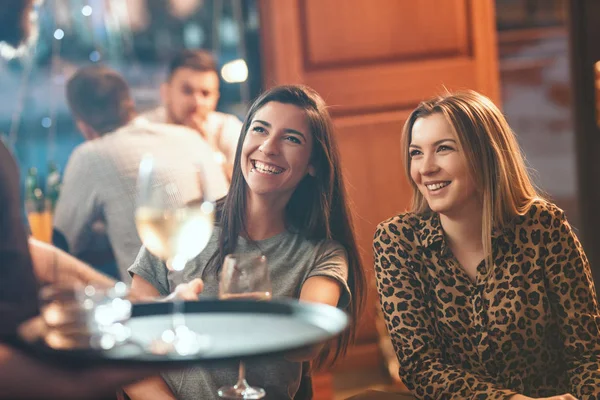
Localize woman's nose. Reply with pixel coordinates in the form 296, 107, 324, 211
259, 137, 279, 155
420, 153, 439, 175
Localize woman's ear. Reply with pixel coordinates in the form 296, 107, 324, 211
308, 165, 316, 177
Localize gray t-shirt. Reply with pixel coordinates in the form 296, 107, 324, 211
128, 227, 351, 399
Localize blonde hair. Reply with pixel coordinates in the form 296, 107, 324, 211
401, 90, 542, 267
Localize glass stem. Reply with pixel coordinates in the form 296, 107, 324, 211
172, 298, 185, 330
236, 361, 249, 387
172, 270, 185, 331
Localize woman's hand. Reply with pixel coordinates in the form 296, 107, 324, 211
510, 394, 578, 400
130, 275, 204, 302
165, 278, 204, 301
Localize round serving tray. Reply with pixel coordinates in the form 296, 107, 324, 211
18, 299, 349, 366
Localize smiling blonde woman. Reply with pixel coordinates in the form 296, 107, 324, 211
374, 90, 600, 400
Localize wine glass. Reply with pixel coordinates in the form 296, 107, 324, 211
135, 154, 215, 355
217, 254, 272, 399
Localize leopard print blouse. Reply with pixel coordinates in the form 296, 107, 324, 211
373, 200, 600, 399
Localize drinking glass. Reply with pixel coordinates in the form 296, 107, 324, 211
135, 154, 215, 355
217, 254, 272, 399
39, 281, 131, 350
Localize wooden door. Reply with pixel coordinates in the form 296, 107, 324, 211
258, 0, 500, 374
568, 0, 600, 291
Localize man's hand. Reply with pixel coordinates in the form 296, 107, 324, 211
184, 114, 209, 140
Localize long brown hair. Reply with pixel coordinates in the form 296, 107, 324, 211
207, 84, 366, 367
402, 90, 542, 267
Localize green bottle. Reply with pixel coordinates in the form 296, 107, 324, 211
24, 167, 44, 213
45, 161, 61, 212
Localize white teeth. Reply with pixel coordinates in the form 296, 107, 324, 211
426, 182, 450, 191
253, 161, 284, 175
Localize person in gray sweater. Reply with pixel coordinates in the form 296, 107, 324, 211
126, 84, 367, 399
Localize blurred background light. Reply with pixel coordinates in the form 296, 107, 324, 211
53, 29, 64, 40
221, 59, 248, 83
89, 50, 101, 62
81, 5, 93, 17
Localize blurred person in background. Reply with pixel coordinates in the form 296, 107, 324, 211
54, 64, 229, 282
143, 49, 243, 181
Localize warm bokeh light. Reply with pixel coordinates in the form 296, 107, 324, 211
221, 59, 248, 83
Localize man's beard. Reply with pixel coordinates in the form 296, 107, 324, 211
166, 105, 208, 127
164, 104, 184, 125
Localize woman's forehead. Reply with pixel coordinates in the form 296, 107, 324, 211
250, 102, 311, 140
410, 114, 456, 144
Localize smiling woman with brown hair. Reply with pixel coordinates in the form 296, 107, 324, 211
128, 84, 366, 400
374, 90, 600, 400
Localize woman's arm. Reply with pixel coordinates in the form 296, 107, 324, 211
130, 272, 204, 302
299, 275, 342, 307
285, 275, 344, 362
124, 274, 203, 399
130, 273, 162, 298
124, 376, 177, 400
373, 218, 517, 399
123, 275, 177, 399
286, 240, 350, 363
543, 208, 600, 398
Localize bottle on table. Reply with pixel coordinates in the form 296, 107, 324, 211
45, 161, 61, 213
43, 161, 62, 242
25, 166, 52, 243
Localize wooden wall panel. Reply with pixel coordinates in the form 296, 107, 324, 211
334, 112, 411, 349
258, 0, 500, 388
305, 58, 479, 115
301, 0, 470, 67
334, 112, 411, 257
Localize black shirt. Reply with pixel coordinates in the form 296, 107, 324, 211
0, 140, 39, 338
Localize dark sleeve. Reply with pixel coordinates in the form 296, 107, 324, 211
542, 206, 600, 398
373, 217, 517, 400
0, 141, 39, 339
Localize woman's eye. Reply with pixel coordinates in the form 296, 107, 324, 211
251, 126, 266, 134
409, 149, 422, 157
284, 136, 302, 144
437, 145, 453, 152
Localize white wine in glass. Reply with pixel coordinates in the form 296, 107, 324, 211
218, 254, 272, 399
135, 155, 215, 355
136, 202, 215, 271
